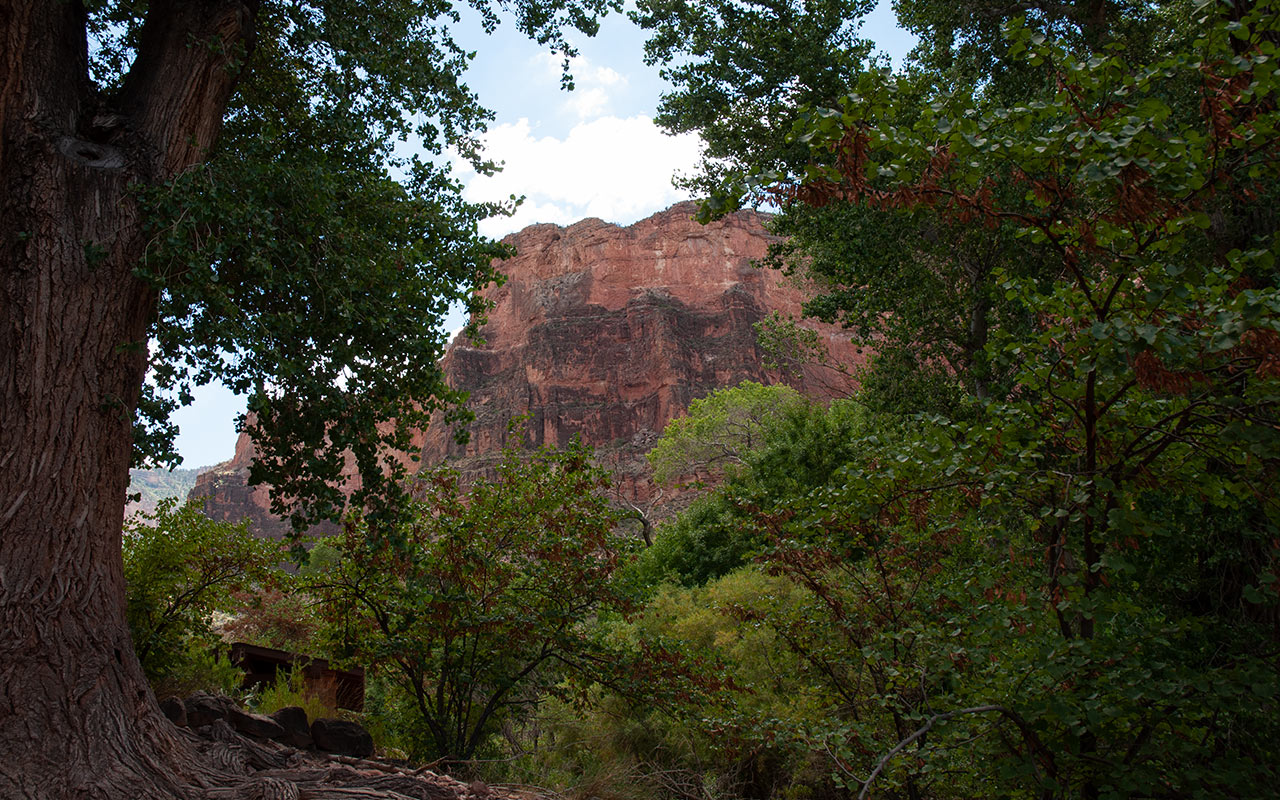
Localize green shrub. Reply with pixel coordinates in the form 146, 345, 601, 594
489, 567, 844, 800
150, 639, 244, 699
123, 497, 280, 687
249, 666, 335, 722
634, 392, 872, 589
310, 441, 635, 765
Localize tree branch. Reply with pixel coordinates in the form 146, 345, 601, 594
120, 0, 258, 178
858, 704, 1055, 799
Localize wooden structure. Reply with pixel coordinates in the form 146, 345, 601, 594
228, 642, 365, 712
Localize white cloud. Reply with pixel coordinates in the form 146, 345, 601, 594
532, 53, 629, 120
587, 64, 625, 87
566, 87, 611, 120
455, 115, 702, 239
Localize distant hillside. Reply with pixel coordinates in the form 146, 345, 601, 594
125, 468, 203, 519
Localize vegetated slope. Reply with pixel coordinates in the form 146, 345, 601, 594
126, 468, 202, 519
191, 202, 865, 536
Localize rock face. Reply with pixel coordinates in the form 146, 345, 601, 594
190, 427, 293, 539
192, 202, 864, 533
420, 202, 863, 521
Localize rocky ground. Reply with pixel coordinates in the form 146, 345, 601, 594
168, 693, 532, 800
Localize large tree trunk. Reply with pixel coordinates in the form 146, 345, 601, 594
0, 1, 254, 795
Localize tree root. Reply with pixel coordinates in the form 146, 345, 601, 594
186, 720, 493, 800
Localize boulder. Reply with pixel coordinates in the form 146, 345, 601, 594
270, 705, 313, 750
184, 692, 235, 728
310, 717, 373, 758
229, 707, 286, 740
158, 696, 187, 727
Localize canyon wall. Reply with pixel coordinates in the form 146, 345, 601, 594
189, 416, 294, 539
192, 202, 865, 534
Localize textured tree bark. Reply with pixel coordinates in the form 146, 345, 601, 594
0, 0, 254, 796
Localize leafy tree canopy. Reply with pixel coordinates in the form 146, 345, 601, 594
631, 0, 875, 205
647, 380, 810, 485
87, 0, 619, 532
640, 385, 871, 586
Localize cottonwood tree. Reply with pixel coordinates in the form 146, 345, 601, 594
647, 381, 809, 486
0, 0, 612, 795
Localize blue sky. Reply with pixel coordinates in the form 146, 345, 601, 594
167, 1, 916, 469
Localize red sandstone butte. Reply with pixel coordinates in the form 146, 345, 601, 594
191, 202, 867, 535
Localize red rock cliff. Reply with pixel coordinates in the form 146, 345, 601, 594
189, 415, 293, 539
192, 202, 864, 534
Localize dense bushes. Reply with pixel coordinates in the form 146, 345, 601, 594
123, 498, 279, 695
307, 441, 636, 764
